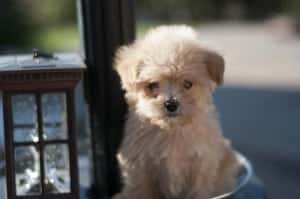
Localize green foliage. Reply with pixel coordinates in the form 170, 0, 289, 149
0, 0, 77, 52
284, 0, 300, 13
136, 0, 217, 22
0, 1, 35, 47
32, 26, 79, 52
22, 0, 77, 26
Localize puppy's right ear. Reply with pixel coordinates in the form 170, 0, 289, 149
203, 50, 225, 86
114, 45, 140, 91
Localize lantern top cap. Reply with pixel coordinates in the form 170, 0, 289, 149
0, 52, 85, 73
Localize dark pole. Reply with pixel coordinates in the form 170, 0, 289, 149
78, 0, 135, 198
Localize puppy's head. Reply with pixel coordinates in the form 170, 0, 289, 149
114, 25, 224, 128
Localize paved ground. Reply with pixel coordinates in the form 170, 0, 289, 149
197, 22, 300, 89
197, 23, 300, 199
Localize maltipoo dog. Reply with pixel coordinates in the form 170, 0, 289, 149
113, 25, 241, 199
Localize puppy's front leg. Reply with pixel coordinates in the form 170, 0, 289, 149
186, 173, 214, 199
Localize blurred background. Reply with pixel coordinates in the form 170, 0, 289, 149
0, 0, 79, 53
1, 0, 300, 199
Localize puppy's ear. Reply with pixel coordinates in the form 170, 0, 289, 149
114, 45, 140, 91
203, 50, 225, 86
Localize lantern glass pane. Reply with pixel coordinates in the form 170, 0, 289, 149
15, 146, 41, 196
0, 92, 7, 199
44, 144, 70, 193
42, 93, 68, 140
12, 94, 39, 143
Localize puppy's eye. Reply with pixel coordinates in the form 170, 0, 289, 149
183, 80, 193, 89
147, 82, 159, 91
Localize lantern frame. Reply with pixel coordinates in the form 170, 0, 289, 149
0, 57, 84, 199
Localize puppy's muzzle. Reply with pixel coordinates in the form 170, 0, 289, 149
164, 97, 179, 113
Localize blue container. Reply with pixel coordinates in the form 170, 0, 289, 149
210, 152, 266, 199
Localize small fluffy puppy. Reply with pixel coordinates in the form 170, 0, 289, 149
113, 25, 240, 199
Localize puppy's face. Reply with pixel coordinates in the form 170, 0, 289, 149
114, 26, 224, 127
134, 68, 209, 126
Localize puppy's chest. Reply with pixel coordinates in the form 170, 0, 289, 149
159, 135, 199, 165
154, 130, 209, 167
153, 134, 203, 195
159, 140, 197, 180
149, 130, 221, 196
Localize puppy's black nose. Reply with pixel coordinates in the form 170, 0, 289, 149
164, 98, 179, 112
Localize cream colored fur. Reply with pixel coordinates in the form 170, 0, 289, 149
113, 25, 241, 199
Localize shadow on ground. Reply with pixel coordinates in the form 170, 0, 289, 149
214, 86, 300, 199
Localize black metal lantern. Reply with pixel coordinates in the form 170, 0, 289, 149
0, 51, 85, 199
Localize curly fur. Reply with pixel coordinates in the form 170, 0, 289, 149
113, 25, 241, 199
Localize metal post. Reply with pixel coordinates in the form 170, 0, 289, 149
78, 0, 135, 198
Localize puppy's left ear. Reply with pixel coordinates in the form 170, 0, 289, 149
203, 50, 225, 86
113, 45, 140, 91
